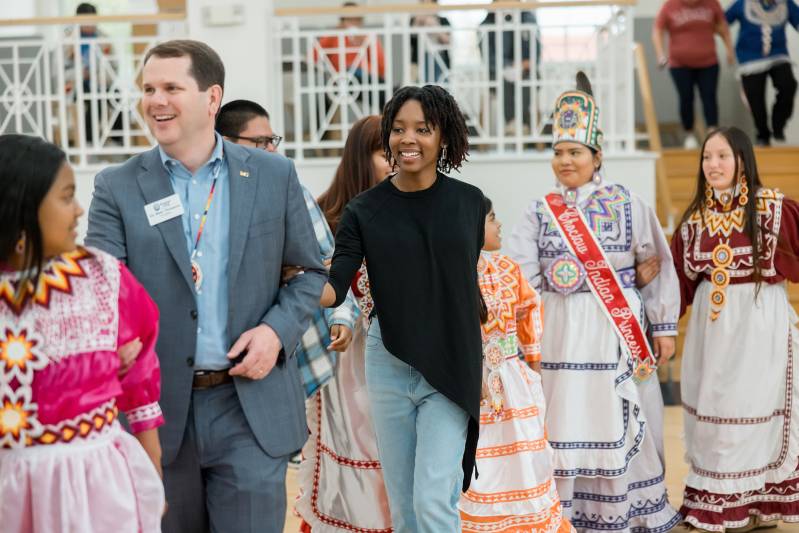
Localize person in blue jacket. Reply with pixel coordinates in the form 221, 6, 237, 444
726, 0, 799, 146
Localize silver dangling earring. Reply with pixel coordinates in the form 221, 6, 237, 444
440, 145, 448, 162
592, 168, 602, 185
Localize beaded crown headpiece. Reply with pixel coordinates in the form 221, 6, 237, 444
552, 72, 603, 151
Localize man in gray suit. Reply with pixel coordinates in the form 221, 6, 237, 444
85, 40, 326, 532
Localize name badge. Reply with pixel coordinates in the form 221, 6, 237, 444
144, 194, 184, 226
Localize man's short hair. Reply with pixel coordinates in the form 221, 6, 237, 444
76, 2, 97, 15
144, 39, 225, 92
215, 100, 270, 138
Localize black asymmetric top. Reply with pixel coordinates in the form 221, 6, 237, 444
328, 173, 486, 490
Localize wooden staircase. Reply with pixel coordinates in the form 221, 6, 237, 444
661, 146, 799, 366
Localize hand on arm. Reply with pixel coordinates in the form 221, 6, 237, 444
281, 265, 304, 284
635, 255, 661, 288
653, 336, 676, 366
117, 337, 142, 377
282, 258, 330, 285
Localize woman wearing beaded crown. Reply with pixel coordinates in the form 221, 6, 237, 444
0, 134, 165, 532
507, 73, 681, 532
671, 127, 799, 532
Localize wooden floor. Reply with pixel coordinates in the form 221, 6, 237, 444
282, 406, 799, 532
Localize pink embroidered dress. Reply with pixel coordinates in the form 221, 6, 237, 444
0, 246, 165, 533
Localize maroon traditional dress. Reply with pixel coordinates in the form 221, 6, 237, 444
0, 247, 165, 533
672, 187, 799, 531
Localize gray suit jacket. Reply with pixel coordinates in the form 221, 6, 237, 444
86, 141, 326, 464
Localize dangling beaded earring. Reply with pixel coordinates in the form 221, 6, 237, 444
705, 182, 715, 209
738, 172, 749, 207
438, 145, 448, 167
15, 232, 25, 255
592, 168, 602, 185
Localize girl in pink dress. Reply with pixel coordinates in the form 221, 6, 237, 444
0, 134, 165, 533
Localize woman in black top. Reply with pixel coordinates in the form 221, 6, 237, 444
321, 85, 486, 531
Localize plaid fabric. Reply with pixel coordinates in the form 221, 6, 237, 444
294, 186, 358, 397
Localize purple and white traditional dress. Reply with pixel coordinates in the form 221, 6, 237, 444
0, 247, 165, 533
508, 83, 681, 532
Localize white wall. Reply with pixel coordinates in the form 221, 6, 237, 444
0, 0, 36, 37
185, 0, 279, 117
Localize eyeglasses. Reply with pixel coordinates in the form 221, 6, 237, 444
228, 134, 283, 150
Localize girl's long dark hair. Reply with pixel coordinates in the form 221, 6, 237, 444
317, 115, 384, 234
478, 195, 493, 325
0, 134, 67, 300
678, 127, 765, 289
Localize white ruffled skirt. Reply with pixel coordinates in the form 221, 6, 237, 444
680, 281, 799, 531
460, 355, 573, 533
0, 422, 164, 533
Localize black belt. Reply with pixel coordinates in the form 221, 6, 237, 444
192, 369, 233, 390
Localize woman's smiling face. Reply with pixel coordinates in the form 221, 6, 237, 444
702, 133, 739, 191
388, 99, 443, 175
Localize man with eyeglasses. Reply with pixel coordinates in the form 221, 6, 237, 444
216, 100, 284, 152
216, 100, 358, 462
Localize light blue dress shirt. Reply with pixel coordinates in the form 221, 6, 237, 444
159, 133, 231, 369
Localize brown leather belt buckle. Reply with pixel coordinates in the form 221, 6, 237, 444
192, 369, 233, 390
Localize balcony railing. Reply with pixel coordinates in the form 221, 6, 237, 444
272, 0, 636, 161
0, 13, 186, 168
0, 2, 637, 168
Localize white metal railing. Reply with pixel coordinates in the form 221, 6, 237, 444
0, 14, 185, 168
0, 4, 636, 168
272, 1, 636, 161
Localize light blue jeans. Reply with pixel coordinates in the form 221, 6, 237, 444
365, 318, 469, 533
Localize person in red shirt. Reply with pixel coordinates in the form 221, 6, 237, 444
653, 0, 734, 148
315, 3, 386, 83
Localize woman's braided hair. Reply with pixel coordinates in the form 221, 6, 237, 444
380, 85, 470, 174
